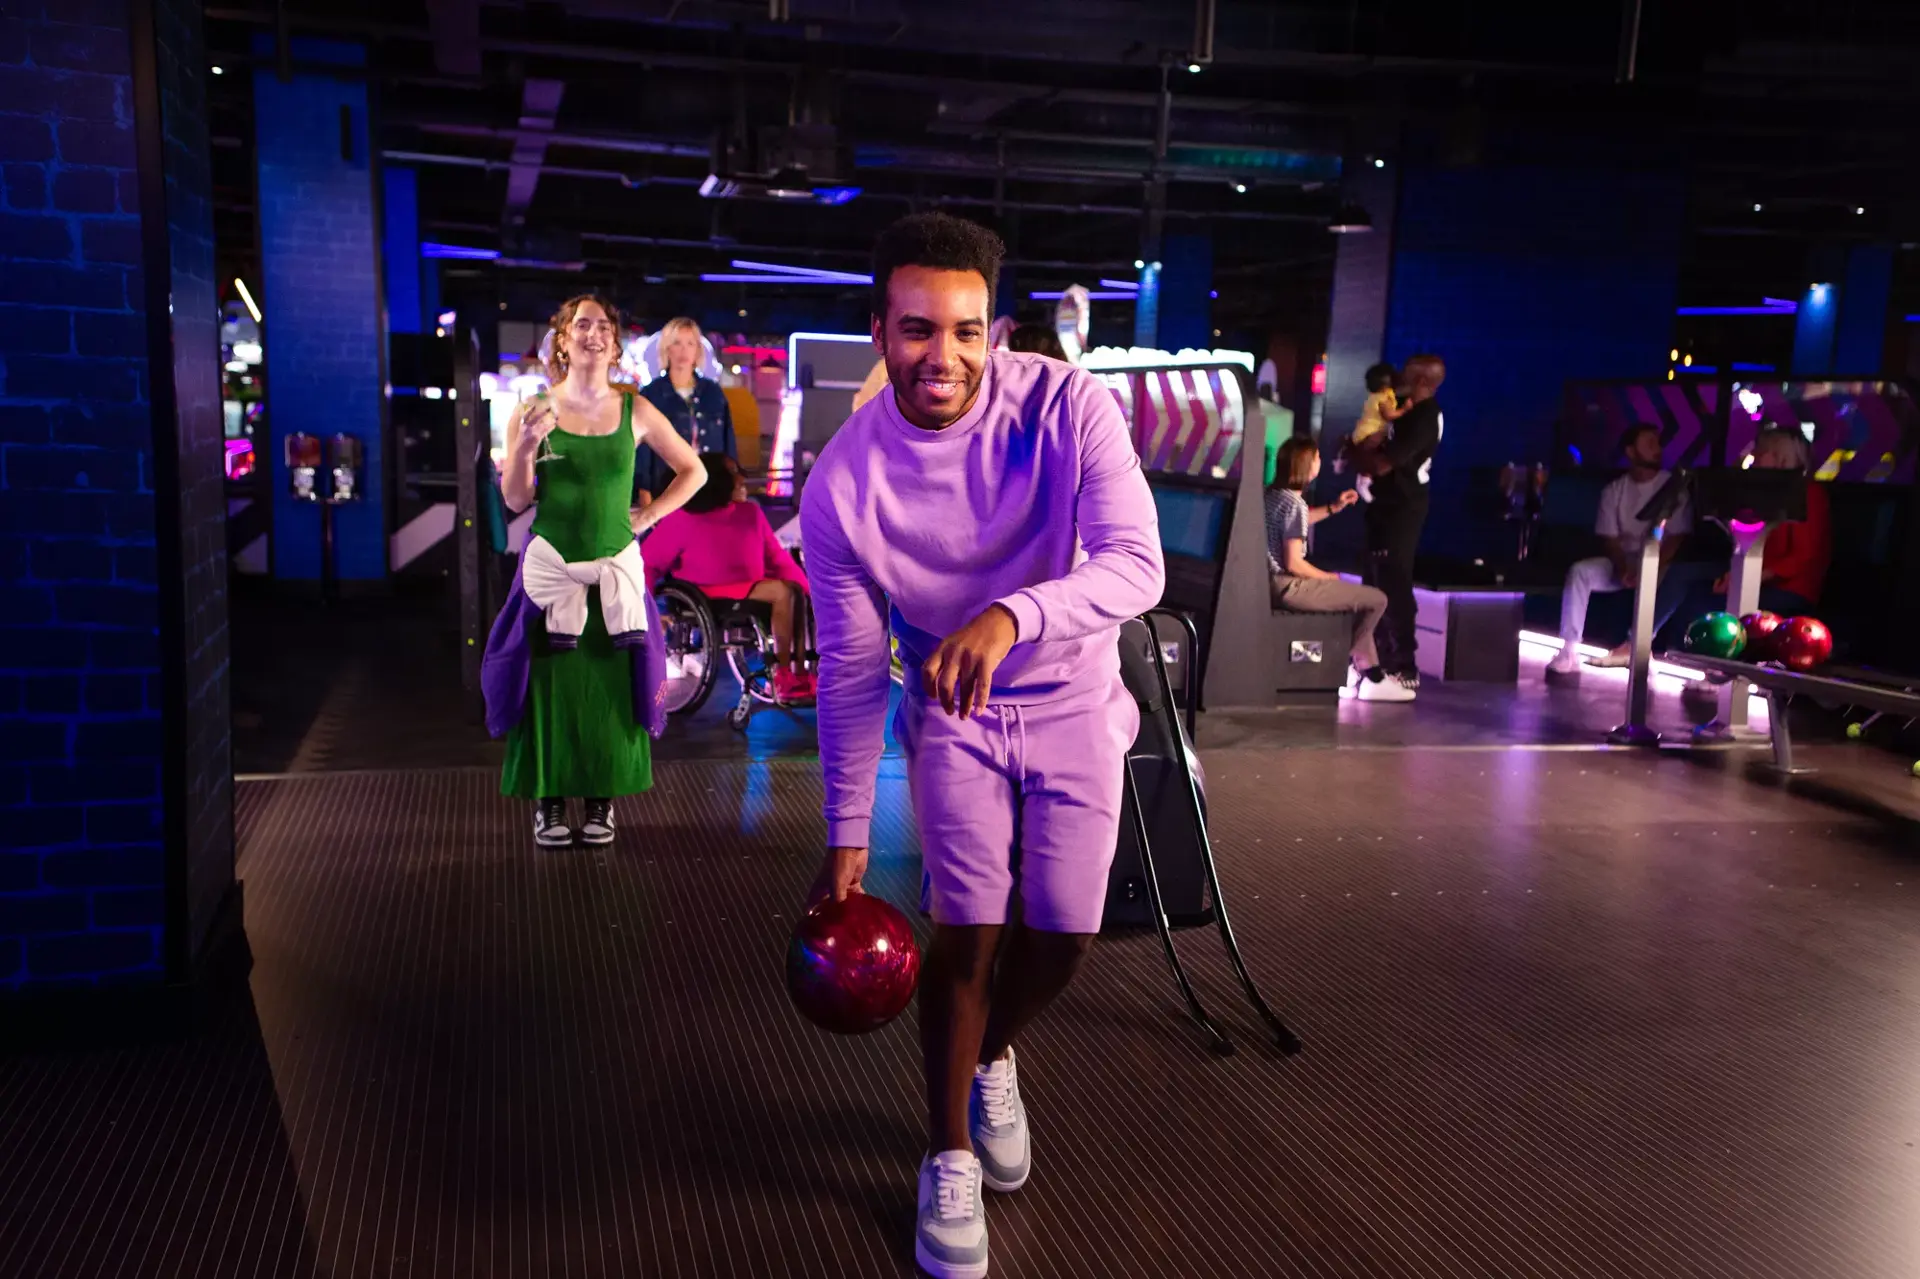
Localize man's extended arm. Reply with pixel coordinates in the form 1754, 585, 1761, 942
993, 374, 1166, 644
800, 483, 894, 850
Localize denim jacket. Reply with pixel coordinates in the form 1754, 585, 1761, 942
636, 374, 737, 499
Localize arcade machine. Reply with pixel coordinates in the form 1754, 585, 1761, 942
221, 296, 270, 574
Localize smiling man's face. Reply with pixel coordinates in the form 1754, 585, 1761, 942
873, 265, 990, 431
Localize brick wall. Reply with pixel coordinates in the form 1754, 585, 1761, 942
152, 0, 232, 957
0, 0, 230, 993
253, 39, 387, 582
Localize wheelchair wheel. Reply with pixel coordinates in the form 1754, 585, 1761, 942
657, 583, 719, 716
726, 704, 752, 732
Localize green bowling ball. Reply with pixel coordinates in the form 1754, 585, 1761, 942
1683, 611, 1746, 659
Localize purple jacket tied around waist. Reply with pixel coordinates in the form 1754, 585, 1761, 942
481, 552, 668, 740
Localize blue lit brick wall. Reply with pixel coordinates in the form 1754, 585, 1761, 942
253, 39, 386, 581
1384, 165, 1684, 560
1, 2, 164, 988
154, 0, 232, 957
0, 0, 230, 993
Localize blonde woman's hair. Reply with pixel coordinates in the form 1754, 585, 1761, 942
1754, 426, 1811, 473
660, 316, 703, 360
544, 293, 628, 387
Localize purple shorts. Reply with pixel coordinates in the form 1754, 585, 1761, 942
892, 675, 1139, 934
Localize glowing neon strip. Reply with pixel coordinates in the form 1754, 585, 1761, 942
701, 273, 866, 284
1030, 291, 1137, 300
731, 259, 873, 284
1675, 305, 1795, 316
421, 242, 501, 260
1096, 279, 1141, 291
1517, 630, 1769, 722
233, 277, 262, 323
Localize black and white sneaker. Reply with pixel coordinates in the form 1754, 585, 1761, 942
578, 799, 616, 846
1356, 665, 1415, 702
534, 798, 573, 847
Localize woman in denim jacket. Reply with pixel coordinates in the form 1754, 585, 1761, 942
635, 316, 737, 508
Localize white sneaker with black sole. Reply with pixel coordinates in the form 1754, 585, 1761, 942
534, 798, 573, 848
578, 799, 615, 846
1352, 665, 1416, 702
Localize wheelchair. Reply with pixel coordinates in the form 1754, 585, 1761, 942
655, 579, 814, 732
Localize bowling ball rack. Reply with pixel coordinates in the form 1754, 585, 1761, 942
1661, 652, 1920, 778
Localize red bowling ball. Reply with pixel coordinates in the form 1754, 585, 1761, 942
1776, 616, 1833, 672
787, 894, 921, 1035
1739, 611, 1787, 662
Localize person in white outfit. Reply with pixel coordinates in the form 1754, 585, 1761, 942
1548, 423, 1702, 679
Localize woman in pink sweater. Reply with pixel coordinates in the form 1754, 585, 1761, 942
645, 452, 814, 699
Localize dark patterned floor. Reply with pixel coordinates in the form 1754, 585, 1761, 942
5, 738, 1920, 1277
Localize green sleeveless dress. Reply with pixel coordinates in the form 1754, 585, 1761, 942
501, 394, 654, 800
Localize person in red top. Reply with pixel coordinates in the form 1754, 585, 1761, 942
1669, 427, 1832, 644
1749, 429, 1831, 608
645, 452, 814, 700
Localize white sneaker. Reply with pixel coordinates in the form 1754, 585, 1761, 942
1546, 648, 1583, 678
533, 799, 573, 847
578, 799, 615, 846
970, 1048, 1030, 1192
1357, 670, 1416, 702
916, 1151, 989, 1279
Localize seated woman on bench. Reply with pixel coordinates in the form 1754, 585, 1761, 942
644, 451, 814, 701
1266, 438, 1412, 702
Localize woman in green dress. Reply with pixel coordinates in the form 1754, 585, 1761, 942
499, 294, 705, 846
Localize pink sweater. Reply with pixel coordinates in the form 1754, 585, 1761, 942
644, 501, 808, 598
800, 350, 1165, 848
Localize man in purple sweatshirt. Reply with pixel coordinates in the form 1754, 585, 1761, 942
801, 212, 1165, 1279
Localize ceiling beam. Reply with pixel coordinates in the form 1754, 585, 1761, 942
504, 78, 565, 228
425, 0, 480, 77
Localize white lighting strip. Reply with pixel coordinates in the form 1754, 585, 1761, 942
1517, 630, 1768, 717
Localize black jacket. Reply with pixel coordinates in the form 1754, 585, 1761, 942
1372, 398, 1442, 512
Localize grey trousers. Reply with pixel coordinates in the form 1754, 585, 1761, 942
1271, 574, 1390, 671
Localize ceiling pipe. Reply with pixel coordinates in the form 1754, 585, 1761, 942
429, 222, 1138, 272
404, 120, 710, 158
1616, 0, 1644, 84
383, 148, 706, 187
1191, 0, 1216, 67
391, 152, 1318, 222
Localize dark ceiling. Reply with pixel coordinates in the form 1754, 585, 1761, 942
203, 0, 1920, 337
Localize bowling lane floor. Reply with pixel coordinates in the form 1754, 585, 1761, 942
6, 740, 1920, 1278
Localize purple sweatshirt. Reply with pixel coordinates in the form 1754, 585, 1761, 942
799, 350, 1166, 849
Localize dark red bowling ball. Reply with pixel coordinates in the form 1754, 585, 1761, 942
787, 894, 921, 1035
1739, 611, 1787, 661
1776, 616, 1833, 672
